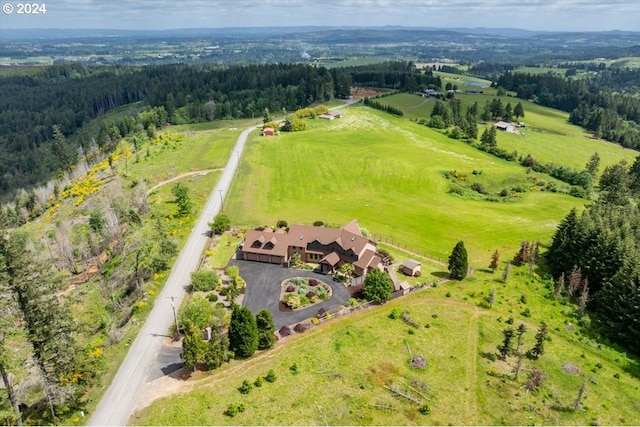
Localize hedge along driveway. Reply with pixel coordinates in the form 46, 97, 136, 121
229, 259, 351, 329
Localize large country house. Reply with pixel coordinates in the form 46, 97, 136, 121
241, 220, 383, 277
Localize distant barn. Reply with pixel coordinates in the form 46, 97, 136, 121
495, 121, 516, 133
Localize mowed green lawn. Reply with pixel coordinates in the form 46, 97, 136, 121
225, 105, 582, 264
378, 92, 638, 172
134, 269, 640, 426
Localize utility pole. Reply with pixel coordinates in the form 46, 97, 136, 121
169, 296, 179, 335
218, 189, 224, 212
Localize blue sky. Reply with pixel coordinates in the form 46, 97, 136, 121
1, 0, 638, 31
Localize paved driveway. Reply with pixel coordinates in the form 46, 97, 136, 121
228, 259, 351, 329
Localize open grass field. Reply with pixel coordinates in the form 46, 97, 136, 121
514, 66, 568, 75
376, 92, 639, 172
316, 56, 390, 69
133, 267, 640, 425
224, 104, 584, 264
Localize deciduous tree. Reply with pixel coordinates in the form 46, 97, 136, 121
210, 214, 230, 235
362, 269, 394, 303
171, 183, 192, 216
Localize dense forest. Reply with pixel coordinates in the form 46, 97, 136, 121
495, 69, 640, 150
0, 61, 432, 199
547, 158, 640, 353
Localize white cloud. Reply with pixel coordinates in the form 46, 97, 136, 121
0, 0, 637, 30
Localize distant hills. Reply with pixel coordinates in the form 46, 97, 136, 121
3, 26, 639, 41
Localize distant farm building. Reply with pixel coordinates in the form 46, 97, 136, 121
401, 259, 422, 277
241, 220, 383, 277
495, 121, 516, 133
319, 111, 342, 120
263, 127, 275, 136
422, 88, 443, 98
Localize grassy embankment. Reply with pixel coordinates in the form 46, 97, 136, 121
134, 267, 640, 426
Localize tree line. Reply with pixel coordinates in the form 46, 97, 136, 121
546, 156, 640, 354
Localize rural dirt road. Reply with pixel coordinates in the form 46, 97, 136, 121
87, 123, 257, 426
88, 100, 357, 426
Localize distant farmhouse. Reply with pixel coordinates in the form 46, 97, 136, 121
421, 88, 444, 99
241, 220, 384, 277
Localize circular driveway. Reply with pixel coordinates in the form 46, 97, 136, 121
228, 259, 351, 329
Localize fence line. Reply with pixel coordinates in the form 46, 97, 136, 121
371, 233, 447, 266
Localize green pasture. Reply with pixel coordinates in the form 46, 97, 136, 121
225, 105, 582, 264
126, 125, 241, 188
611, 57, 640, 68
515, 66, 568, 75
134, 268, 640, 425
376, 92, 638, 172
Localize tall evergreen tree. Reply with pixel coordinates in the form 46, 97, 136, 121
0, 231, 81, 410
599, 160, 631, 205
480, 126, 497, 148
255, 309, 275, 350
513, 241, 530, 266
0, 256, 22, 425
629, 155, 640, 194
503, 102, 513, 121
498, 328, 514, 360
585, 152, 601, 178
546, 208, 580, 279
448, 241, 469, 280
513, 102, 525, 120
228, 306, 258, 358
528, 322, 549, 359
481, 100, 492, 123
181, 322, 208, 372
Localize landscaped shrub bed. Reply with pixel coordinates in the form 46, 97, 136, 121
281, 277, 331, 309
